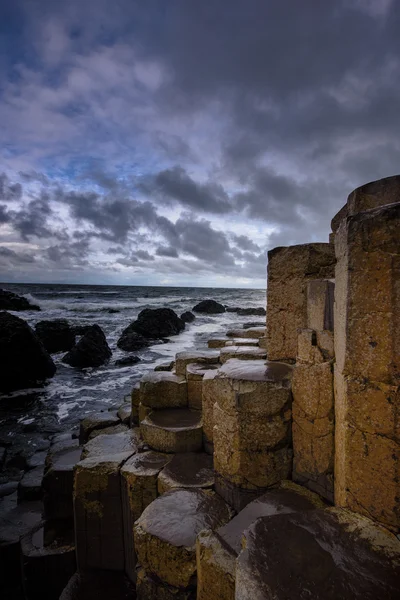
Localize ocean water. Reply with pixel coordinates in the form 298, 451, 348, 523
0, 284, 265, 446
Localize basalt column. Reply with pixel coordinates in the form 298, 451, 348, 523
334, 181, 400, 530
266, 243, 336, 362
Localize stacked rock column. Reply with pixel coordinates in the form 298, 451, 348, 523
334, 179, 400, 531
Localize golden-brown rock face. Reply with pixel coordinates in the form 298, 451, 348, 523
196, 530, 236, 600
266, 243, 336, 362
139, 371, 188, 409
334, 200, 400, 530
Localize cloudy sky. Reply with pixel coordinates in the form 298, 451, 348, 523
0, 0, 399, 288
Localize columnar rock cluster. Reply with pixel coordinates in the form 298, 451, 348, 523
2, 175, 400, 600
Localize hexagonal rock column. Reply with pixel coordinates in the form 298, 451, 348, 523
186, 362, 220, 410
334, 198, 400, 530
175, 350, 220, 377
136, 568, 196, 600
235, 508, 400, 600
81, 429, 140, 460
196, 481, 324, 600
139, 371, 188, 410
74, 452, 134, 572
131, 383, 140, 425
42, 444, 82, 520
292, 279, 335, 503
202, 370, 218, 454
79, 412, 120, 444
211, 359, 293, 510
157, 452, 214, 494
226, 327, 265, 339
140, 409, 203, 453
121, 451, 171, 583
134, 488, 232, 591
266, 243, 335, 362
219, 345, 267, 364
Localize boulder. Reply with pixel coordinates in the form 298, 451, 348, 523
120, 308, 185, 343
0, 289, 40, 311
116, 330, 151, 352
237, 307, 266, 316
62, 324, 112, 368
115, 355, 140, 367
35, 319, 75, 353
193, 300, 225, 314
0, 311, 56, 393
181, 311, 196, 323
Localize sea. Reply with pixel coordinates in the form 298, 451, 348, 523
0, 283, 265, 452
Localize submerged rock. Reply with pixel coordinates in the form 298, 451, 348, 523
62, 324, 112, 368
116, 330, 151, 352
0, 289, 40, 311
115, 355, 140, 367
193, 299, 225, 314
0, 311, 56, 393
35, 319, 75, 353
181, 311, 196, 323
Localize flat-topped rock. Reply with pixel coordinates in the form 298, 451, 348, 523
81, 429, 140, 460
117, 403, 131, 425
18, 466, 44, 502
136, 568, 196, 600
217, 481, 324, 556
131, 382, 140, 424
236, 508, 400, 600
140, 371, 188, 409
154, 360, 175, 371
220, 345, 267, 364
226, 327, 265, 339
186, 362, 220, 410
88, 423, 129, 440
158, 452, 214, 494
197, 529, 236, 600
208, 338, 230, 348
175, 350, 220, 377
224, 338, 260, 346
134, 488, 232, 588
74, 453, 135, 571
79, 412, 120, 444
43, 446, 82, 519
141, 408, 203, 453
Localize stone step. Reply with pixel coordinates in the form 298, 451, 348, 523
79, 412, 120, 444
226, 327, 265, 339
186, 362, 220, 410
134, 488, 232, 589
236, 508, 400, 600
87, 423, 129, 440
42, 445, 82, 520
20, 519, 76, 600
157, 452, 214, 494
197, 481, 325, 600
208, 337, 260, 349
81, 429, 141, 460
140, 409, 203, 453
117, 402, 131, 425
175, 350, 220, 377
139, 371, 188, 409
219, 346, 267, 364
18, 466, 44, 503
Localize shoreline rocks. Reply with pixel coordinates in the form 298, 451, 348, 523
35, 319, 75, 353
193, 300, 225, 314
62, 324, 112, 368
0, 289, 41, 311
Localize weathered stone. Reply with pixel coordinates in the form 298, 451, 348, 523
139, 402, 152, 423
20, 520, 76, 600
88, 423, 129, 440
43, 446, 82, 520
175, 350, 220, 377
193, 300, 225, 313
224, 338, 260, 347
297, 328, 334, 364
136, 568, 196, 599
208, 338, 229, 349
79, 412, 120, 444
131, 382, 140, 424
81, 429, 140, 460
26, 450, 47, 470
62, 324, 112, 368
181, 311, 196, 323
74, 453, 134, 571
115, 354, 140, 366
266, 243, 335, 362
196, 529, 236, 600
18, 466, 44, 502
0, 288, 41, 311
186, 362, 220, 410
121, 451, 171, 583
306, 279, 335, 331
236, 508, 400, 600
140, 371, 188, 409
154, 360, 175, 371
35, 319, 75, 353
140, 409, 203, 453
292, 361, 334, 502
219, 345, 267, 364
346, 174, 400, 216
119, 308, 185, 342
202, 369, 218, 452
331, 203, 348, 233
117, 403, 131, 425
334, 201, 400, 529
134, 488, 232, 588
226, 327, 265, 339
157, 452, 214, 494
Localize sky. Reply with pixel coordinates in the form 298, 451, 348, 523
0, 0, 399, 288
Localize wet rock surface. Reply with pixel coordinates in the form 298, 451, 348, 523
141, 408, 203, 453
134, 488, 232, 588
120, 308, 185, 341
34, 319, 75, 353
62, 324, 112, 368
0, 311, 56, 392
175, 350, 220, 377
157, 452, 214, 494
116, 330, 151, 352
219, 345, 267, 363
115, 355, 141, 366
140, 371, 188, 409
181, 310, 196, 323
79, 412, 120, 444
43, 445, 82, 520
193, 299, 225, 313
81, 429, 140, 460
196, 529, 236, 600
236, 508, 400, 600
0, 289, 41, 311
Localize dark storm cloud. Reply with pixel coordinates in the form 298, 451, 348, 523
232, 235, 261, 253
0, 246, 35, 264
155, 245, 179, 258
0, 173, 22, 202
0, 205, 10, 224
147, 166, 232, 214
11, 194, 54, 241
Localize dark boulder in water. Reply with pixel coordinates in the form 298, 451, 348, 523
115, 355, 141, 367
193, 299, 225, 314
237, 307, 266, 316
0, 289, 40, 312
119, 308, 185, 344
0, 311, 56, 392
117, 330, 152, 352
62, 325, 112, 369
181, 311, 195, 323
35, 319, 75, 353
71, 325, 93, 337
